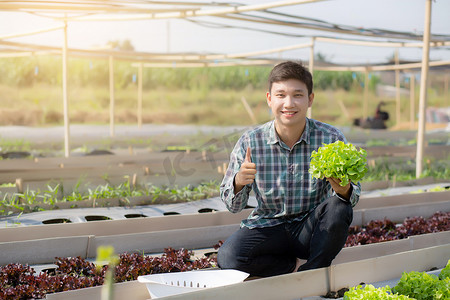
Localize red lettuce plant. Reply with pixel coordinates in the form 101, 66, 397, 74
1, 211, 448, 299
0, 247, 216, 299
345, 211, 450, 247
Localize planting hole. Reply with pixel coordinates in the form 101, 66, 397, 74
42, 218, 72, 224
198, 208, 217, 213
204, 251, 218, 258
163, 211, 181, 216
85, 215, 112, 221
41, 268, 56, 275
86, 149, 114, 156
124, 214, 147, 218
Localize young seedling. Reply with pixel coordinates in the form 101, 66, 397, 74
95, 246, 119, 300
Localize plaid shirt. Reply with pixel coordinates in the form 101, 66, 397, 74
220, 119, 361, 229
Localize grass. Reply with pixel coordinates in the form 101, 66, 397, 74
2, 82, 447, 127
0, 138, 32, 152
363, 157, 450, 182
0, 84, 270, 126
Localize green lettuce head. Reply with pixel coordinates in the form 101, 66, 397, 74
309, 140, 368, 186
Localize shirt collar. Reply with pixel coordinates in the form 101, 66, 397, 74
267, 121, 279, 145
300, 118, 311, 144
266, 118, 312, 146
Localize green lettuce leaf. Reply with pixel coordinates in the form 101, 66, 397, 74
309, 140, 368, 186
439, 259, 450, 280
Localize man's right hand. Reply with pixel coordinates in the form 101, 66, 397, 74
234, 147, 257, 193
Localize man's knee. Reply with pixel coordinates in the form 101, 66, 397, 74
217, 245, 246, 270
217, 245, 230, 268
318, 196, 353, 232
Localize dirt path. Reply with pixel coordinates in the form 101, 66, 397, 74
0, 124, 247, 144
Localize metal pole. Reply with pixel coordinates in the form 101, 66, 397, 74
137, 62, 143, 128
410, 74, 415, 130
167, 20, 170, 53
109, 55, 115, 137
307, 37, 314, 118
62, 20, 70, 158
395, 49, 401, 127
416, 0, 432, 178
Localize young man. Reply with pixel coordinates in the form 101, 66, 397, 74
217, 61, 360, 277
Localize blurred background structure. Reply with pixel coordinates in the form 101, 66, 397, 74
0, 0, 449, 177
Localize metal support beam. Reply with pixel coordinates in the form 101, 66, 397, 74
307, 37, 315, 118
416, 0, 432, 178
410, 74, 416, 130
137, 62, 143, 128
62, 20, 70, 158
395, 49, 401, 127
109, 55, 115, 137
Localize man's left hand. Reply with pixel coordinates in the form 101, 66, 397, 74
326, 177, 352, 200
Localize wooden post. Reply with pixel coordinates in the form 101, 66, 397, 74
202, 150, 207, 161
363, 67, 369, 120
109, 55, 115, 137
395, 49, 401, 127
410, 74, 416, 130
337, 99, 350, 119
241, 96, 257, 124
15, 178, 23, 194
416, 0, 432, 178
137, 62, 143, 128
62, 19, 70, 158
132, 173, 138, 188
307, 37, 315, 118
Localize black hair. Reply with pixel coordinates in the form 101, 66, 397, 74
268, 61, 313, 95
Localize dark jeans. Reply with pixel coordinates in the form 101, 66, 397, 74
217, 196, 353, 277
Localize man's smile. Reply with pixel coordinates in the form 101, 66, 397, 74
281, 110, 298, 116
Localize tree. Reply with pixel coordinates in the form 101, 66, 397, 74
315, 52, 329, 63
107, 39, 135, 51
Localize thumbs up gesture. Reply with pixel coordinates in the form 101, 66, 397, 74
234, 147, 257, 193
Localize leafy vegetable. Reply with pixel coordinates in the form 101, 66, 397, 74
345, 265, 450, 300
392, 271, 449, 300
345, 212, 450, 247
0, 247, 217, 299
439, 259, 450, 280
309, 140, 368, 186
344, 284, 412, 299
435, 278, 450, 299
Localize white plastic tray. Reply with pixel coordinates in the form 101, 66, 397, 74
138, 269, 249, 298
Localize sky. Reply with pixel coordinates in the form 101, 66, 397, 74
0, 0, 449, 64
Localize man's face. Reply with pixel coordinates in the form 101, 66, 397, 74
266, 78, 314, 129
